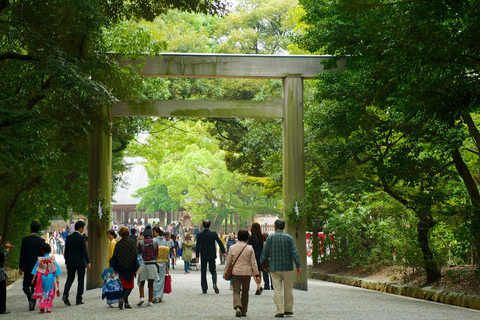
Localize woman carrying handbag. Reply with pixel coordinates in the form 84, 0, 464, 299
224, 229, 260, 318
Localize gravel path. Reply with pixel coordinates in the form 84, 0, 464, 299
4, 255, 480, 319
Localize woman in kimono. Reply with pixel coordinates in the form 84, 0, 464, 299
31, 243, 62, 313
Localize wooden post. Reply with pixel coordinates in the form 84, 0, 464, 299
282, 77, 307, 291
87, 104, 111, 289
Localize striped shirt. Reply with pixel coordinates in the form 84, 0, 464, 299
260, 230, 301, 272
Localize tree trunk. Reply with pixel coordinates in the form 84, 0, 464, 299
416, 211, 441, 283
451, 148, 480, 264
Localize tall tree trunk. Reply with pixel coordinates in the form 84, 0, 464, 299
451, 148, 480, 264
416, 210, 440, 283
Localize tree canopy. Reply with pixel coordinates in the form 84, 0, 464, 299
0, 0, 225, 265
297, 0, 480, 279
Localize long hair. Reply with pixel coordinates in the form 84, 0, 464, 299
250, 222, 263, 243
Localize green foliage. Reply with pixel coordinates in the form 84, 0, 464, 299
215, 0, 298, 54
129, 119, 281, 224
0, 0, 224, 266
298, 0, 480, 274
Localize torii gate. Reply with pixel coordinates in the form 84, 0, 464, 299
87, 53, 345, 291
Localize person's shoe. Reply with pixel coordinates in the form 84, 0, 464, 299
235, 307, 242, 317
230, 284, 233, 290
146, 302, 154, 307
242, 314, 247, 317
108, 303, 113, 308
275, 314, 284, 318
0, 311, 10, 314
202, 291, 207, 294
124, 303, 132, 309
119, 299, 124, 310
213, 285, 219, 294
285, 312, 293, 316
152, 297, 160, 303
76, 301, 84, 305
62, 296, 71, 306
29, 299, 35, 311
137, 298, 145, 307
47, 309, 52, 313
40, 309, 44, 313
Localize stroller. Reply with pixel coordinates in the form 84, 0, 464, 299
189, 249, 198, 271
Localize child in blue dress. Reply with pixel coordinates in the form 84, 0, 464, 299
31, 243, 62, 313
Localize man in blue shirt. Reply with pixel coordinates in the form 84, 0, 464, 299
260, 219, 301, 318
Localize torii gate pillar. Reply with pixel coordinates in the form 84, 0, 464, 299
283, 77, 307, 291
87, 104, 111, 289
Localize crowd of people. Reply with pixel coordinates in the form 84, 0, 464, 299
0, 218, 301, 318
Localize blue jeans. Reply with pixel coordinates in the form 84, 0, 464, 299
184, 260, 190, 272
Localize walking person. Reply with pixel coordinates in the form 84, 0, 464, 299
63, 221, 92, 306
225, 229, 260, 317
182, 233, 194, 273
109, 227, 138, 310
31, 243, 62, 313
226, 232, 237, 290
172, 234, 179, 268
0, 232, 13, 315
137, 225, 158, 307
195, 220, 227, 294
248, 222, 266, 295
19, 221, 45, 311
106, 230, 118, 268
152, 226, 168, 303
56, 237, 64, 255
219, 232, 226, 265
164, 232, 173, 270
260, 219, 301, 318
129, 228, 138, 242
226, 232, 237, 253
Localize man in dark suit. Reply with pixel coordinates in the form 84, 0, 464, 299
63, 220, 91, 306
195, 220, 226, 294
19, 221, 45, 311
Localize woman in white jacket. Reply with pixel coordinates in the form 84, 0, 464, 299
224, 229, 260, 317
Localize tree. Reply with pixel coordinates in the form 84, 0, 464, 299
298, 0, 480, 275
0, 0, 225, 264
216, 0, 298, 54
129, 119, 281, 225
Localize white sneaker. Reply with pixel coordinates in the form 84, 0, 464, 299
137, 298, 145, 307
146, 302, 154, 306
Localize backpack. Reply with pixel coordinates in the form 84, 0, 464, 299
140, 238, 158, 262
157, 246, 170, 262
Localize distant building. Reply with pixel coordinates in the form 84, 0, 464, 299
112, 157, 185, 227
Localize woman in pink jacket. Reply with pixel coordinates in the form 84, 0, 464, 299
224, 229, 260, 317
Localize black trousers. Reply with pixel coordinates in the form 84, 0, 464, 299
63, 266, 86, 302
263, 270, 272, 289
22, 272, 35, 301
0, 280, 6, 313
200, 258, 217, 293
